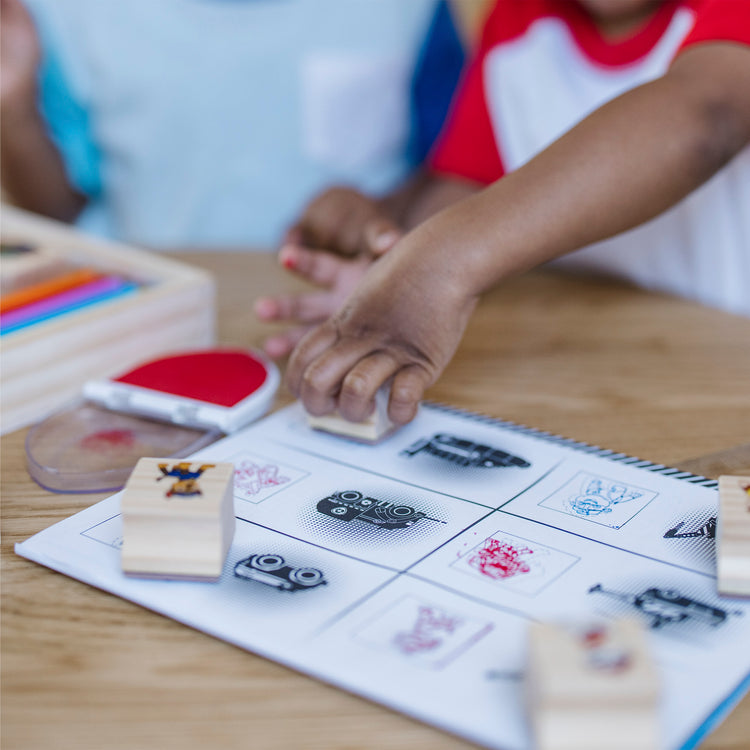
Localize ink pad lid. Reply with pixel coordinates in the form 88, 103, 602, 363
25, 401, 221, 493
25, 349, 279, 493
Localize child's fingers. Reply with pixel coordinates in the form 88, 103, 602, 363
285, 323, 342, 404
295, 192, 351, 252
261, 326, 310, 360
299, 343, 376, 417
337, 351, 401, 423
254, 296, 281, 321
388, 366, 430, 425
278, 244, 352, 287
290, 333, 377, 417
282, 225, 303, 246
254, 291, 339, 324
363, 219, 403, 257
336, 200, 381, 256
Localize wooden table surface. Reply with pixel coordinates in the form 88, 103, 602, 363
2, 251, 749, 750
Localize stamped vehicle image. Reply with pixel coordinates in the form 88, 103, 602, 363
316, 490, 445, 530
401, 434, 530, 469
588, 583, 738, 629
234, 554, 326, 592
664, 517, 717, 539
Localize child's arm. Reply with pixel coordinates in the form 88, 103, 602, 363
0, 0, 85, 221
286, 41, 750, 425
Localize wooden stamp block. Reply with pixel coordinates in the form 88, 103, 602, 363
306, 387, 397, 443
121, 457, 235, 581
717, 474, 750, 597
526, 619, 660, 750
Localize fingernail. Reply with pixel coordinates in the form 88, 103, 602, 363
279, 246, 297, 270
254, 298, 275, 318
373, 231, 399, 254
264, 337, 287, 359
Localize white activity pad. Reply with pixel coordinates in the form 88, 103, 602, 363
16, 402, 750, 750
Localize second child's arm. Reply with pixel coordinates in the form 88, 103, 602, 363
0, 0, 86, 221
286, 41, 750, 424
1, 101, 86, 222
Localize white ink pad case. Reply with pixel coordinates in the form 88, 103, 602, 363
82, 349, 279, 434
25, 349, 279, 493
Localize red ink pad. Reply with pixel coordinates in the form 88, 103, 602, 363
25, 349, 279, 493
83, 349, 279, 433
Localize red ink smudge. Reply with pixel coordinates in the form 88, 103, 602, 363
80, 429, 136, 451
468, 538, 534, 580
581, 626, 607, 648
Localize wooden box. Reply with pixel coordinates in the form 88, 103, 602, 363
0, 206, 215, 434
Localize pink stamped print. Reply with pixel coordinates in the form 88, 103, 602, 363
393, 605, 463, 655
234, 460, 290, 496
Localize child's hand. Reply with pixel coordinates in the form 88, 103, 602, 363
257, 186, 404, 360
286, 187, 403, 258
285, 222, 479, 425
0, 0, 41, 110
255, 243, 373, 359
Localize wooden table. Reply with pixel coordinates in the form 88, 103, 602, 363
2, 251, 749, 750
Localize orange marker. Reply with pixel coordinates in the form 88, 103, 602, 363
0, 268, 101, 314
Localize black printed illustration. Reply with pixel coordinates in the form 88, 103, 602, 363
664, 517, 716, 539
234, 554, 327, 592
401, 434, 530, 469
588, 583, 736, 629
316, 490, 445, 530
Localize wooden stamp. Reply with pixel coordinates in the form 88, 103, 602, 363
306, 387, 397, 443
121, 457, 235, 581
526, 619, 660, 750
717, 474, 750, 597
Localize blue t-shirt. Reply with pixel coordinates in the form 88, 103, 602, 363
28, 0, 463, 249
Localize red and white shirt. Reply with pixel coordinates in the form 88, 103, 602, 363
431, 0, 750, 316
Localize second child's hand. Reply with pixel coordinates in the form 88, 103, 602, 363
255, 244, 374, 359
0, 0, 41, 108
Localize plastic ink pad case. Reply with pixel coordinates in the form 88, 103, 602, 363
25, 349, 279, 493
82, 349, 279, 433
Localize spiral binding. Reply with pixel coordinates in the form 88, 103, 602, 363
422, 402, 719, 489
